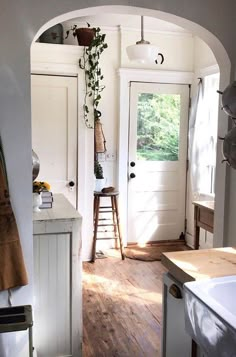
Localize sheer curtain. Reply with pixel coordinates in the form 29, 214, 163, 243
188, 74, 219, 197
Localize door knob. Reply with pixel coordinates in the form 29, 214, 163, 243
169, 284, 182, 299
130, 161, 136, 167
130, 173, 136, 179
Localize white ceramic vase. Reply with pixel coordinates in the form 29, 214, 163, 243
95, 178, 106, 192
33, 192, 42, 212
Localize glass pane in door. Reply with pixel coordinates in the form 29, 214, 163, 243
137, 93, 181, 161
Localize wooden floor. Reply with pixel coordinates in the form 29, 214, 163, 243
83, 249, 167, 357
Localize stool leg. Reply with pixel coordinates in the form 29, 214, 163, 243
93, 194, 97, 220
111, 195, 118, 249
92, 196, 100, 262
113, 196, 125, 260
29, 325, 33, 357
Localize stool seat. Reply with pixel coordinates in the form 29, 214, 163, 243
94, 191, 119, 197
92, 190, 125, 262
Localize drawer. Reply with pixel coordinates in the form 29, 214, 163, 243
199, 208, 214, 228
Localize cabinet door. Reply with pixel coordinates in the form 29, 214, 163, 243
34, 233, 72, 356
162, 273, 192, 357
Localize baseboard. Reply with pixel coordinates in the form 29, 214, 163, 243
127, 239, 186, 247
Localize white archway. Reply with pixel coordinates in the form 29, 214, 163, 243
32, 5, 230, 251
34, 6, 230, 70
0, 2, 232, 356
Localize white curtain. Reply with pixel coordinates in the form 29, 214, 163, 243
188, 75, 219, 197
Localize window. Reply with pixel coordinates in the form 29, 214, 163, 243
190, 73, 220, 196
137, 93, 181, 161
202, 73, 219, 194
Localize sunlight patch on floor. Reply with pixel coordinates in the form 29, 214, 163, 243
83, 270, 162, 305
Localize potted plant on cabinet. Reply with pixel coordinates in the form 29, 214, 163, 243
94, 159, 106, 192
65, 23, 95, 46
71, 24, 108, 188
78, 24, 108, 128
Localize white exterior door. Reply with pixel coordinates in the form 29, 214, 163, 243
31, 74, 78, 207
128, 82, 189, 244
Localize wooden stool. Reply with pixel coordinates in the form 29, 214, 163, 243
92, 191, 125, 262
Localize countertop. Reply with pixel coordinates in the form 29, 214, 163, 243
162, 247, 236, 284
192, 200, 214, 211
33, 193, 82, 222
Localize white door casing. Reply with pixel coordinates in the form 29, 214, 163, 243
31, 74, 78, 208
127, 82, 189, 244
118, 68, 193, 246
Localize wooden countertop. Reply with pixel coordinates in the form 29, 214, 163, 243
33, 193, 82, 222
192, 200, 214, 211
162, 247, 236, 284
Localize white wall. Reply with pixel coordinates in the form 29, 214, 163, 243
121, 29, 193, 71
0, 1, 233, 355
194, 37, 219, 74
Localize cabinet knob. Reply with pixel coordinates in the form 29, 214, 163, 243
130, 173, 136, 179
130, 161, 136, 167
169, 284, 182, 299
69, 181, 75, 187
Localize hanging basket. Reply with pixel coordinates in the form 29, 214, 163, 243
95, 119, 106, 153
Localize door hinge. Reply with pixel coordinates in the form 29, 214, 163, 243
189, 97, 192, 109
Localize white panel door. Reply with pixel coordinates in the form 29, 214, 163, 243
128, 82, 189, 244
31, 74, 78, 207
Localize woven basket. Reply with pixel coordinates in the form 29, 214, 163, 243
95, 119, 106, 153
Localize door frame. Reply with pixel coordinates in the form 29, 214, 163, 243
31, 44, 82, 209
127, 81, 190, 244
31, 73, 79, 208
118, 68, 194, 246
31, 43, 95, 261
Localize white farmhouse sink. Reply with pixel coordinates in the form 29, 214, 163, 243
184, 275, 236, 356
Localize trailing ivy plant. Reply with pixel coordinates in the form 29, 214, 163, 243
79, 25, 108, 128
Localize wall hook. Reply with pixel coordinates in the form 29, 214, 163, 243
155, 53, 164, 65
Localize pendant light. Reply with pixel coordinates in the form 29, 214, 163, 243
126, 16, 164, 64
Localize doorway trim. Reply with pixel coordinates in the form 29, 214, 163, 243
118, 68, 194, 245
31, 6, 231, 259
31, 43, 92, 258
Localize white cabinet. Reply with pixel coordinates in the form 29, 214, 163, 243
162, 273, 192, 357
33, 194, 82, 357
162, 273, 207, 357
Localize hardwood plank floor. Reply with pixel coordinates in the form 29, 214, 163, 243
83, 250, 167, 357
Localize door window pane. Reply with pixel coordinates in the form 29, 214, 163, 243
137, 93, 181, 161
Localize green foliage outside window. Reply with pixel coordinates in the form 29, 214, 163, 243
137, 93, 181, 161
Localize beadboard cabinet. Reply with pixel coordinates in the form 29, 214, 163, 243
33, 194, 82, 357
162, 273, 192, 357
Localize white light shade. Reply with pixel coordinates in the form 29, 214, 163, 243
126, 43, 159, 63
